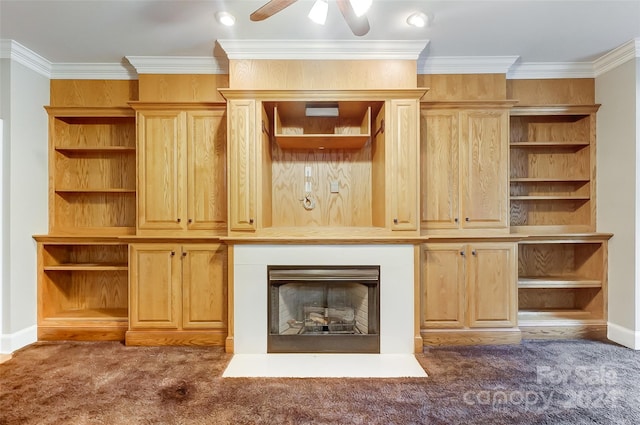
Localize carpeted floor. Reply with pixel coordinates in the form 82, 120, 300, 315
1, 339, 639, 424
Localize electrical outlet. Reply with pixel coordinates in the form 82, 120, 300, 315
305, 166, 312, 177
305, 181, 312, 192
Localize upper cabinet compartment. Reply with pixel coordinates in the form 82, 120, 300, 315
270, 101, 377, 150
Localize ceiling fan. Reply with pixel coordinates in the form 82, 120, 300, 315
250, 0, 371, 37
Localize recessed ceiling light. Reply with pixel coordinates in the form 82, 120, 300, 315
308, 0, 329, 25
216, 11, 236, 27
406, 12, 429, 28
349, 0, 372, 17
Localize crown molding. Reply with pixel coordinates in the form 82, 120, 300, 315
0, 39, 52, 78
51, 62, 137, 80
417, 56, 519, 75
593, 38, 640, 77
125, 56, 228, 74
507, 62, 595, 79
217, 39, 429, 60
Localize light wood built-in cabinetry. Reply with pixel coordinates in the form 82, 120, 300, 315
132, 103, 227, 235
37, 104, 137, 340
420, 103, 512, 233
127, 243, 227, 345
223, 90, 423, 236
421, 242, 520, 345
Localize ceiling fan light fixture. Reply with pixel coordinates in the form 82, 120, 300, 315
349, 0, 372, 17
216, 11, 236, 27
406, 12, 428, 28
308, 0, 329, 25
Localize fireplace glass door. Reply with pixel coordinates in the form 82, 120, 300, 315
268, 266, 380, 353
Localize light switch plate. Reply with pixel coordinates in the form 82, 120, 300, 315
330, 181, 339, 193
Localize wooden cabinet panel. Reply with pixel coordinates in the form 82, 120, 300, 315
422, 242, 517, 331
460, 110, 509, 229
228, 99, 257, 231
421, 106, 510, 233
182, 244, 227, 329
129, 244, 181, 329
467, 243, 517, 328
422, 244, 465, 328
421, 110, 460, 229
137, 111, 185, 231
388, 99, 419, 231
186, 110, 227, 231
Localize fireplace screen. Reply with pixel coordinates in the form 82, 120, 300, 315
268, 266, 380, 353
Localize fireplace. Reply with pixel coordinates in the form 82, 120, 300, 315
267, 266, 380, 353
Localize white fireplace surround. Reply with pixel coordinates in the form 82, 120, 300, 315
232, 244, 415, 354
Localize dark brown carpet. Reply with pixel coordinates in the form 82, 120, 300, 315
1, 339, 639, 424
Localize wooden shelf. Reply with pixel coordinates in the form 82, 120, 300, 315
510, 195, 590, 201
518, 309, 596, 321
55, 146, 136, 154
44, 263, 128, 271
510, 178, 590, 183
55, 189, 136, 194
510, 141, 589, 148
44, 308, 129, 321
518, 277, 601, 289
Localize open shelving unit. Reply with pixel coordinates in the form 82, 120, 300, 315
517, 238, 608, 339
37, 240, 129, 340
509, 105, 599, 234
47, 107, 136, 236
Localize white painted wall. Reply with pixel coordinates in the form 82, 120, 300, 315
0, 58, 48, 354
596, 58, 639, 349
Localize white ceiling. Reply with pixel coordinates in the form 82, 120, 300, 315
1, 0, 639, 71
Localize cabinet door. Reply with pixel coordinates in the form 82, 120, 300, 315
466, 242, 517, 328
137, 110, 186, 232
182, 244, 227, 329
228, 100, 257, 231
388, 99, 419, 231
421, 243, 466, 328
129, 244, 181, 329
420, 109, 460, 230
460, 110, 509, 229
186, 110, 227, 232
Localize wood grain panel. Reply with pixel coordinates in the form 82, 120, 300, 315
510, 199, 591, 229
270, 144, 372, 227
421, 244, 465, 328
260, 104, 273, 228
50, 80, 138, 107
420, 109, 459, 229
55, 151, 135, 190
53, 192, 135, 231
371, 104, 386, 227
507, 79, 595, 105
182, 244, 227, 329
460, 110, 509, 229
418, 74, 507, 101
467, 243, 517, 327
129, 244, 180, 329
229, 60, 417, 90
186, 110, 227, 231
53, 117, 135, 148
138, 74, 229, 102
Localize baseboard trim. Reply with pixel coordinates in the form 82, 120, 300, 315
0, 324, 37, 354
607, 322, 640, 349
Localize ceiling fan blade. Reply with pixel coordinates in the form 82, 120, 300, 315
336, 0, 370, 36
250, 0, 299, 21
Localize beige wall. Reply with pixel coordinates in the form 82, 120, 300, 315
596, 58, 639, 349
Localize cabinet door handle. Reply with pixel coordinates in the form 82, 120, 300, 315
188, 218, 193, 224
170, 251, 175, 256
454, 217, 459, 223
182, 252, 187, 257
393, 218, 399, 224
460, 251, 465, 256
465, 217, 470, 222
177, 218, 181, 223
249, 218, 254, 224
472, 250, 477, 256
